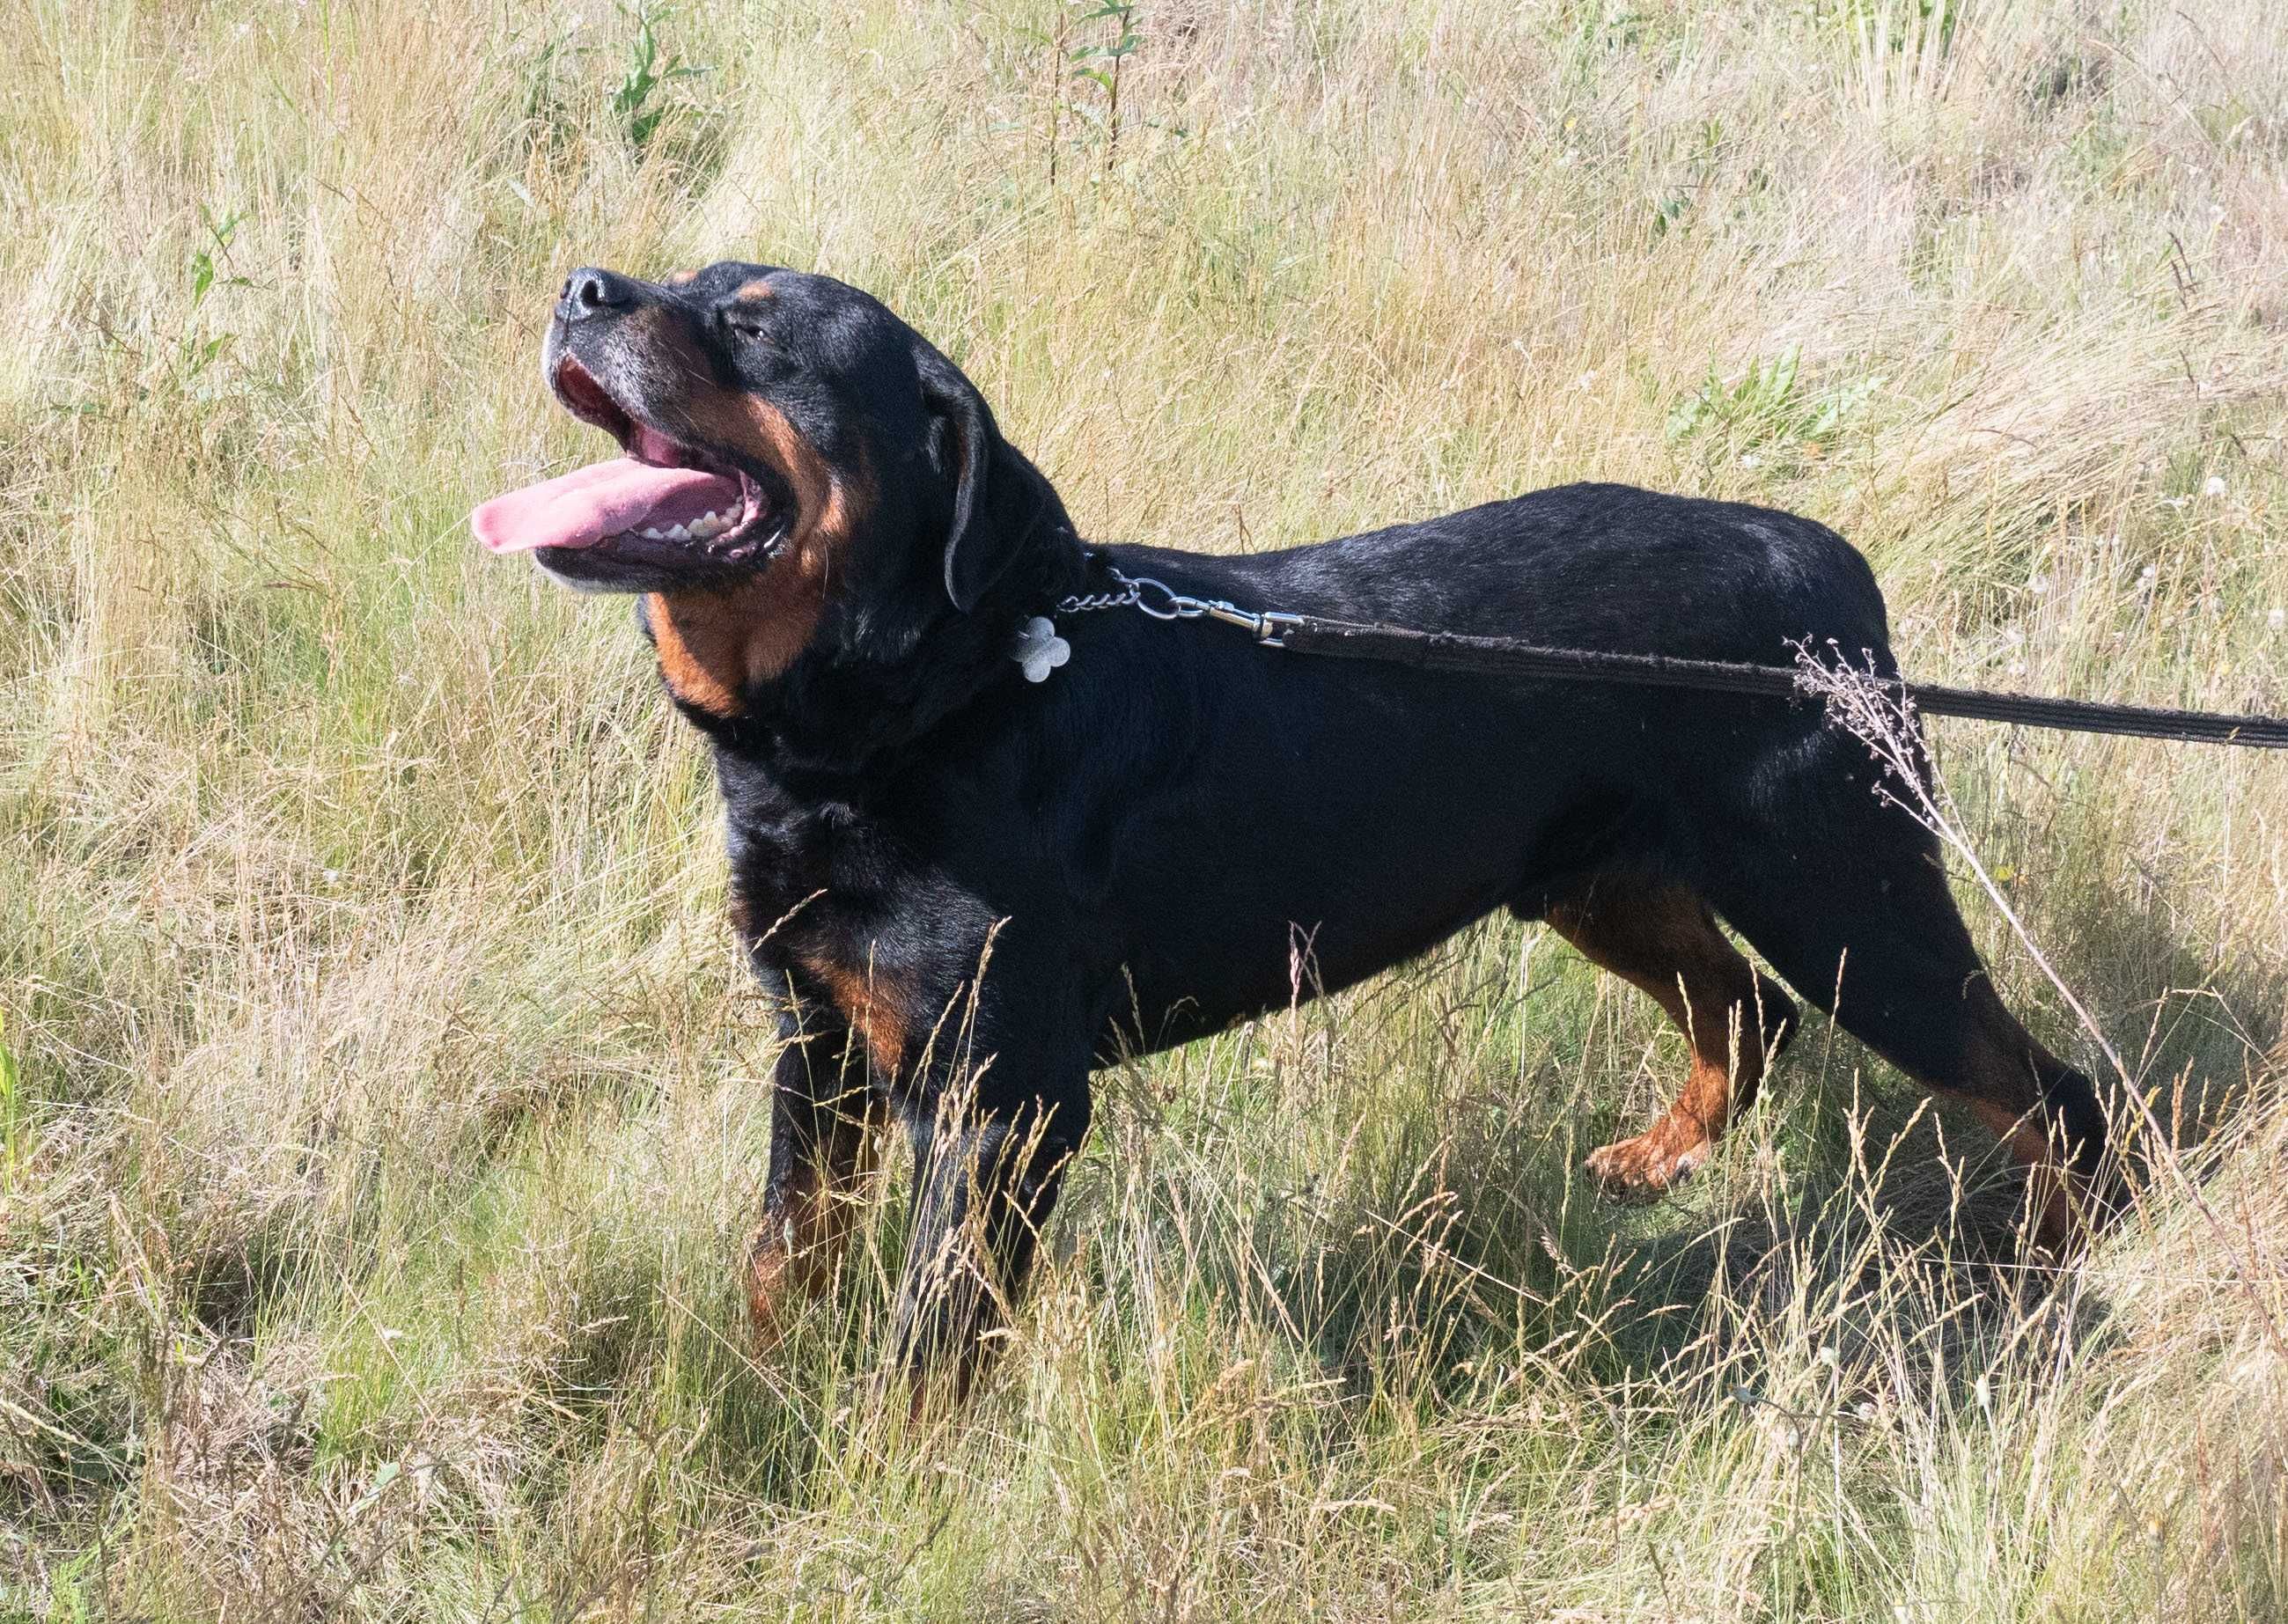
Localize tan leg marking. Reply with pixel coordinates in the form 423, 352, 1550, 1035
746, 1090, 887, 1346
1549, 874, 1796, 1198
794, 952, 910, 1076
1942, 996, 2091, 1253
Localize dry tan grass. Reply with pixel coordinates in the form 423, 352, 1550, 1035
4, 0, 2287, 1617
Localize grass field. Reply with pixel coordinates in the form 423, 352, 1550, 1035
5, 0, 2288, 1617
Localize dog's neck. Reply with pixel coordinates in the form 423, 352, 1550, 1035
653, 522, 1093, 780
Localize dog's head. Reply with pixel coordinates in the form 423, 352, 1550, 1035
473, 263, 1074, 718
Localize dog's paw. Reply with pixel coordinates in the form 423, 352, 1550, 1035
1585, 1125, 1710, 1201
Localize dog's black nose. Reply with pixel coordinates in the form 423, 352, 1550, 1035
557, 267, 637, 322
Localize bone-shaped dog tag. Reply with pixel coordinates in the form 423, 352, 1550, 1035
1012, 615, 1071, 683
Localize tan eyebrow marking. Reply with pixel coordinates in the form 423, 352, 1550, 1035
666, 268, 699, 286
732, 278, 775, 302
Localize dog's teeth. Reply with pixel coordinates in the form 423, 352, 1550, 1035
663, 523, 688, 540
640, 526, 666, 540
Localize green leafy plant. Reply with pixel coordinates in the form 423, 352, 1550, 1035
1036, 0, 1144, 183
1665, 347, 1878, 458
180, 204, 253, 383
611, 2, 708, 151
1070, 2, 1143, 171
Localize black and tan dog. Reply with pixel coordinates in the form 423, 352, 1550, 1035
474, 263, 2108, 1395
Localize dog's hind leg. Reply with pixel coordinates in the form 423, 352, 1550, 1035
745, 1010, 887, 1349
1542, 871, 1798, 1198
1698, 783, 2110, 1252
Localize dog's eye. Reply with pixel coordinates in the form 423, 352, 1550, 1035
720, 311, 767, 342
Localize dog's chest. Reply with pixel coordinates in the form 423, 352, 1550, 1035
721, 795, 948, 1079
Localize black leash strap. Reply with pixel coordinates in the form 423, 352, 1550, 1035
1059, 568, 2288, 750
1273, 618, 2288, 750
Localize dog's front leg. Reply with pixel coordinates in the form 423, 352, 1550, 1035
745, 1007, 887, 1349
888, 1078, 1091, 1411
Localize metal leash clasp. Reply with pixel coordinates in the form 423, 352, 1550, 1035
1127, 574, 1298, 645
1250, 611, 1303, 648
1195, 599, 1298, 646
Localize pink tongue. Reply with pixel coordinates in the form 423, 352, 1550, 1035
470, 458, 742, 554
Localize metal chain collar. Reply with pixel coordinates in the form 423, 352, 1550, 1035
1055, 565, 1300, 646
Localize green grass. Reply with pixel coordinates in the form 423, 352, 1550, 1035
4, 0, 2287, 1617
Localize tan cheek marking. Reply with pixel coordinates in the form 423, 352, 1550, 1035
643, 388, 872, 713
646, 589, 756, 717
646, 567, 827, 717
749, 397, 876, 577
739, 567, 830, 686
711, 391, 832, 523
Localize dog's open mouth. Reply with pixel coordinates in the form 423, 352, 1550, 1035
470, 357, 792, 563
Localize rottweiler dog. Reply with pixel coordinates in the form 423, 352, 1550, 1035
473, 263, 2108, 1396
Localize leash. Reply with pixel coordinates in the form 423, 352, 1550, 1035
1027, 565, 2288, 751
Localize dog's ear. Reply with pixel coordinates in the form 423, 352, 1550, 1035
917, 343, 1067, 613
